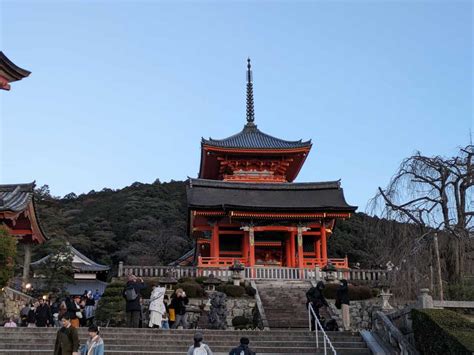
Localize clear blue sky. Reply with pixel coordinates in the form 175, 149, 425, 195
0, 0, 472, 210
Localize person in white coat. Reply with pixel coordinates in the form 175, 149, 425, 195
148, 284, 166, 328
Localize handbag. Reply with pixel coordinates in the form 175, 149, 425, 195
169, 308, 175, 321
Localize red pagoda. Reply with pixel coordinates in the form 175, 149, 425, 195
187, 59, 356, 269
0, 183, 47, 286
0, 51, 30, 90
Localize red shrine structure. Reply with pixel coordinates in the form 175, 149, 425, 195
0, 51, 31, 90
0, 183, 48, 285
187, 59, 357, 269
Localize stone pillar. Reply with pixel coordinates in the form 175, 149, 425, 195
417, 288, 434, 309
118, 261, 124, 277
22, 243, 32, 287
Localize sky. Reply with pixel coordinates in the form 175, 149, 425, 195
0, 0, 472, 211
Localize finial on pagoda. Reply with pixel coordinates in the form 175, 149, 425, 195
246, 58, 255, 124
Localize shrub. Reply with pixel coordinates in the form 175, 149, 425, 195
95, 281, 126, 327
322, 283, 373, 300
447, 280, 474, 302
174, 282, 205, 298
232, 315, 251, 329
195, 276, 208, 284
0, 227, 17, 288
178, 277, 198, 284
216, 284, 245, 297
245, 285, 256, 297
412, 308, 474, 354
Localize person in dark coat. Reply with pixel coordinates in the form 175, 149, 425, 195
122, 274, 146, 328
229, 337, 256, 355
65, 296, 82, 328
170, 288, 189, 329
336, 279, 350, 330
306, 281, 329, 331
35, 298, 51, 327
54, 314, 80, 355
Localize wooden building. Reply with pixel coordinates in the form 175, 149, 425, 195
0, 183, 47, 285
187, 59, 356, 269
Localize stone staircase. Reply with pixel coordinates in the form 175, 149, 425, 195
0, 327, 370, 354
256, 280, 333, 329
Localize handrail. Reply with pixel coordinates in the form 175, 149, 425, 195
308, 303, 337, 355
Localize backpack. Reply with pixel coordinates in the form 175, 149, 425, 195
124, 286, 138, 301
192, 344, 208, 355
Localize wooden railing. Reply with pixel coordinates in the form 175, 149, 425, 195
198, 256, 248, 267
118, 262, 391, 282
303, 257, 349, 269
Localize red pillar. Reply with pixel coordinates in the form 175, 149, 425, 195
285, 234, 291, 267
321, 222, 327, 266
249, 227, 255, 267
242, 232, 249, 264
290, 231, 296, 267
315, 238, 321, 261
297, 228, 304, 268
211, 223, 219, 259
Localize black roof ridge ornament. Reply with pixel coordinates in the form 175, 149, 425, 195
246, 58, 256, 127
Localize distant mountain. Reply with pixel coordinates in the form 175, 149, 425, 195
34, 180, 411, 269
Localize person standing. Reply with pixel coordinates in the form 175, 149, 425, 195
122, 274, 146, 328
35, 298, 51, 327
54, 315, 80, 355
336, 279, 351, 331
20, 304, 29, 327
84, 291, 96, 326
148, 284, 166, 328
161, 295, 170, 329
229, 337, 256, 355
187, 332, 213, 355
80, 324, 104, 355
93, 289, 101, 307
4, 316, 18, 327
66, 296, 82, 328
27, 302, 37, 327
171, 288, 189, 329
306, 281, 329, 331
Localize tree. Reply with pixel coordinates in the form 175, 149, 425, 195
35, 237, 74, 295
0, 227, 17, 288
373, 145, 474, 281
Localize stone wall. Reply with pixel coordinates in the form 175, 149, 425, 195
327, 298, 407, 331
0, 287, 33, 322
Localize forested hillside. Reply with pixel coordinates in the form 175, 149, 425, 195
33, 180, 412, 269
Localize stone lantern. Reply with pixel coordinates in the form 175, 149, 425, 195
379, 287, 394, 310
203, 274, 221, 291
229, 260, 245, 286
158, 272, 178, 292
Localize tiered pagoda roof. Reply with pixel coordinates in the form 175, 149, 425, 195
187, 178, 356, 213
0, 182, 47, 243
202, 122, 312, 150
0, 51, 31, 90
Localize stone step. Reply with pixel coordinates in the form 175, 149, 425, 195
1, 350, 371, 355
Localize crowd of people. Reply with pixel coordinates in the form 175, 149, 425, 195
306, 279, 351, 331
123, 274, 191, 329
3, 289, 102, 329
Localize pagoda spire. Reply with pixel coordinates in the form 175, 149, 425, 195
246, 58, 255, 125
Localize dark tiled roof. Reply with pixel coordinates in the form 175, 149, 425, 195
0, 183, 35, 212
187, 178, 357, 212
168, 248, 195, 266
64, 279, 109, 296
0, 51, 31, 82
202, 123, 311, 150
31, 244, 110, 272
